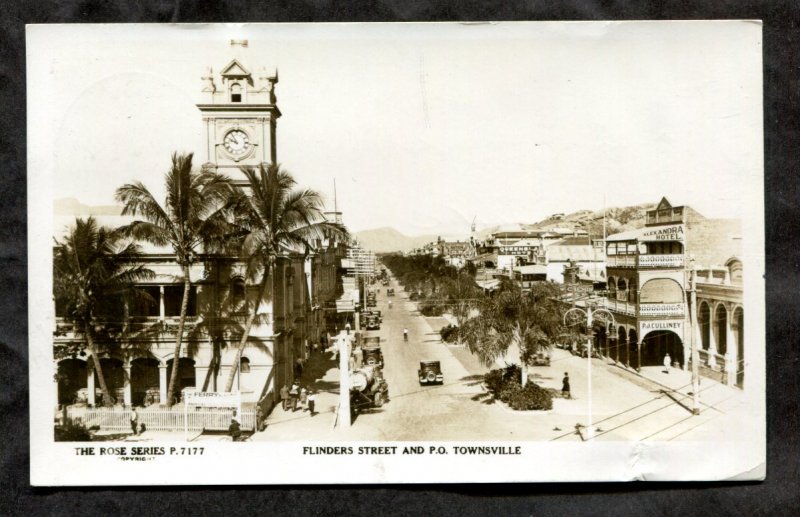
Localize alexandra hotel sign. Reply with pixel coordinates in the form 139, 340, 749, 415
641, 224, 685, 241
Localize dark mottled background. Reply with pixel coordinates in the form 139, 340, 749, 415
1, 1, 798, 515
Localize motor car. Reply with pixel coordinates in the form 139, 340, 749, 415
418, 360, 443, 385
363, 346, 383, 367
387, 288, 395, 297
573, 341, 601, 358
531, 350, 551, 366
365, 315, 380, 330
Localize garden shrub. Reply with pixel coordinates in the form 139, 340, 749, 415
419, 300, 443, 316
439, 324, 459, 343
483, 364, 552, 411
54, 420, 92, 442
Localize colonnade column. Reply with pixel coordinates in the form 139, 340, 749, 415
707, 312, 718, 369
158, 364, 167, 406
123, 361, 132, 407
725, 311, 737, 386
87, 363, 96, 406
54, 365, 60, 407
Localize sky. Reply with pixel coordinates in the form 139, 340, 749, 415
29, 22, 763, 236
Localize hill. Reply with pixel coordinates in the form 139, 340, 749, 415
528, 203, 657, 237
354, 227, 437, 253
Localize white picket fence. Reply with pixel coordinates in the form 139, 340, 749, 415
66, 406, 256, 431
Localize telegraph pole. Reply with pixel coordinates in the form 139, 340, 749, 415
338, 331, 352, 428
687, 258, 700, 415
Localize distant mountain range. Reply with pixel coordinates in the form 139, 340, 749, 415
355, 202, 657, 253
56, 197, 656, 254
354, 227, 439, 254
54, 198, 122, 216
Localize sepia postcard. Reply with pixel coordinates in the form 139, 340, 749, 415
27, 21, 765, 485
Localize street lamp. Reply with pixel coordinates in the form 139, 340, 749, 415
686, 257, 700, 415
564, 304, 616, 440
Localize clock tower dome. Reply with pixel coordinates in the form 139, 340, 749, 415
197, 40, 280, 181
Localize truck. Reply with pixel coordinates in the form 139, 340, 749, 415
350, 365, 390, 413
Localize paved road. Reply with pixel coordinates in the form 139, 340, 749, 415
253, 271, 750, 442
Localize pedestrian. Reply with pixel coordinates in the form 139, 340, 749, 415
562, 372, 571, 399
663, 353, 671, 374
307, 390, 316, 416
300, 387, 309, 411
130, 407, 138, 435
345, 322, 351, 335
313, 342, 319, 355
280, 384, 289, 411
229, 418, 242, 441
354, 346, 363, 369
289, 382, 300, 412
403, 328, 408, 342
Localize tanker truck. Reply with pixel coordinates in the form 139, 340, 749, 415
350, 365, 390, 414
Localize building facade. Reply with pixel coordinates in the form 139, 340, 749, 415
54, 45, 349, 410
602, 197, 744, 388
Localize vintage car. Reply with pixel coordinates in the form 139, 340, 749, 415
363, 345, 384, 367
387, 288, 395, 297
531, 350, 551, 366
418, 360, 443, 385
573, 341, 601, 358
365, 315, 381, 330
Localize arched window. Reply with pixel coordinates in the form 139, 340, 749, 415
230, 83, 242, 103
231, 277, 246, 311
715, 304, 728, 355
699, 302, 711, 350
640, 278, 683, 304
727, 258, 743, 285
240, 357, 251, 373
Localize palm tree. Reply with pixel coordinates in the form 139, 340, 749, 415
460, 281, 564, 387
115, 152, 236, 406
224, 162, 347, 392
439, 271, 482, 343
53, 217, 155, 406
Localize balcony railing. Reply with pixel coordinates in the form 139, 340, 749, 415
603, 298, 636, 317
638, 254, 684, 268
638, 302, 685, 318
606, 254, 683, 269
605, 255, 636, 268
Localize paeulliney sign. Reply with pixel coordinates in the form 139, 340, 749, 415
641, 224, 685, 241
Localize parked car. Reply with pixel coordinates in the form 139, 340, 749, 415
387, 288, 395, 297
365, 315, 380, 330
418, 360, 443, 385
363, 346, 384, 367
531, 350, 551, 366
573, 341, 601, 358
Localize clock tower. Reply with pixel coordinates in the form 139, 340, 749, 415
197, 40, 280, 181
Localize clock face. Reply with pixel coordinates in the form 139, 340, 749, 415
223, 129, 251, 156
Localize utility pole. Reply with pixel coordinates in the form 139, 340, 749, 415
688, 258, 700, 415
586, 305, 594, 438
337, 331, 352, 428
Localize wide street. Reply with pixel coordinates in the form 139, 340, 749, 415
252, 273, 753, 443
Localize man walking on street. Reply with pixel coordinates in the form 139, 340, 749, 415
280, 384, 289, 411
289, 382, 300, 412
307, 390, 316, 416
562, 372, 571, 399
130, 407, 138, 435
